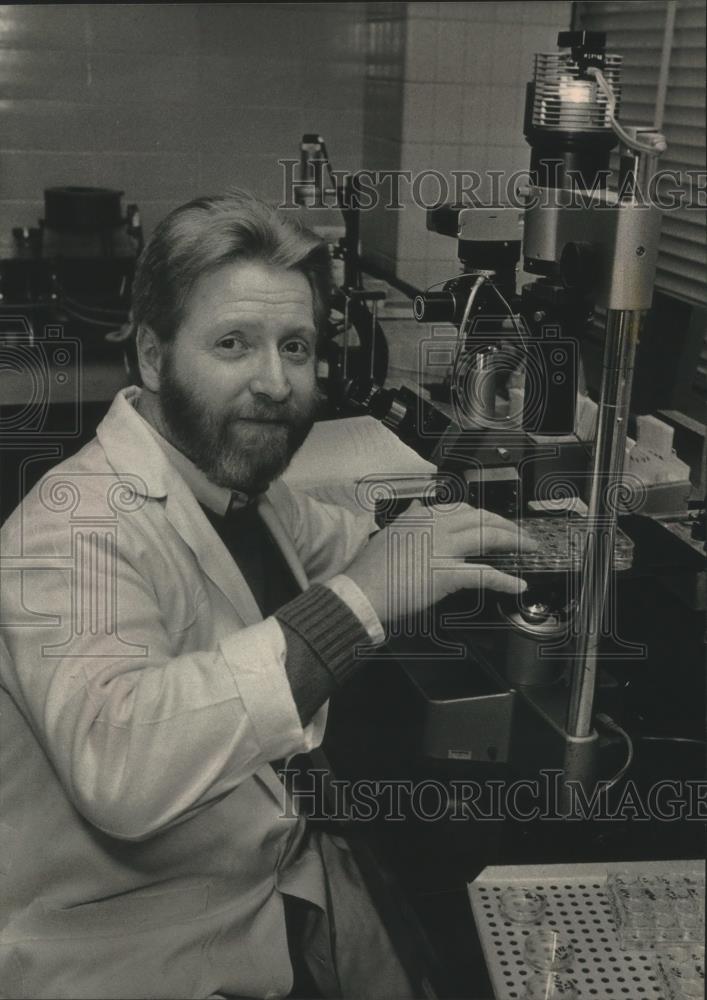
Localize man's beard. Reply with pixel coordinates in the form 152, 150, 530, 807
158, 353, 323, 495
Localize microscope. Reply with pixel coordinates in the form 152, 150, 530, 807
396, 31, 669, 801
293, 134, 390, 404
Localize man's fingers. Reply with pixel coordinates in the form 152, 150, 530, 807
395, 503, 540, 559
473, 527, 539, 554
481, 569, 529, 594
445, 563, 528, 594
438, 526, 535, 557
423, 504, 540, 551
426, 503, 513, 531
451, 507, 517, 531
461, 513, 540, 551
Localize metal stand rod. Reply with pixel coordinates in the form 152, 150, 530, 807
567, 308, 643, 738
369, 300, 378, 379
342, 296, 350, 382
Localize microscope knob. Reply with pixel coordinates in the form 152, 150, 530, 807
521, 601, 552, 622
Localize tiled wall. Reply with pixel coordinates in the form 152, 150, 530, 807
0, 2, 368, 243
0, 1, 571, 284
361, 1, 573, 291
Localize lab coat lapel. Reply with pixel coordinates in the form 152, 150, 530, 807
164, 484, 263, 626
256, 761, 294, 807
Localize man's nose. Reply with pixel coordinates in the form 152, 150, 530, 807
249, 350, 292, 402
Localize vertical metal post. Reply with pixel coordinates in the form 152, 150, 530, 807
566, 307, 643, 737
369, 299, 378, 379
342, 296, 350, 382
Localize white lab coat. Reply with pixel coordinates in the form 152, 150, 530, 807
0, 387, 378, 999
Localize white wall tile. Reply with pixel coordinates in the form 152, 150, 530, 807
399, 140, 435, 176
462, 22, 493, 84
431, 143, 466, 183
396, 260, 429, 292
401, 82, 436, 144
427, 257, 461, 286
407, 3, 440, 20
487, 85, 524, 145
432, 83, 464, 145
462, 84, 492, 144
463, 3, 497, 23
0, 3, 370, 234
364, 2, 548, 277
396, 203, 430, 260
405, 17, 438, 81
522, 23, 564, 66
490, 21, 525, 84
438, 2, 469, 21
436, 19, 468, 83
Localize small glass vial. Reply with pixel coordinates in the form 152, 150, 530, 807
524, 929, 575, 972
524, 971, 578, 999
500, 887, 547, 923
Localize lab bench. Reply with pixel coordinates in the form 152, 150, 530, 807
319, 573, 705, 1000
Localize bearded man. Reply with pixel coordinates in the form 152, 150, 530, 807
0, 191, 529, 1000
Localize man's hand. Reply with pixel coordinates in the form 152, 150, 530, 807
345, 500, 536, 624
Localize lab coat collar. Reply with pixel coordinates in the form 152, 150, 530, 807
96, 386, 171, 500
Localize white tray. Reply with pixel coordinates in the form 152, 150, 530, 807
467, 859, 705, 1000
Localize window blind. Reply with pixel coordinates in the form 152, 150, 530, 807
575, 0, 706, 307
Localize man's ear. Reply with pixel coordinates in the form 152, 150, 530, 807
135, 324, 164, 392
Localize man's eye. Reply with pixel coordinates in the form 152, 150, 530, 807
282, 341, 310, 359
217, 336, 245, 351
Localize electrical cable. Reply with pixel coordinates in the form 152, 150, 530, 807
62, 295, 129, 319
595, 712, 634, 791
486, 282, 529, 352
59, 302, 126, 329
420, 272, 529, 415
587, 66, 667, 155
424, 270, 494, 293
450, 274, 487, 390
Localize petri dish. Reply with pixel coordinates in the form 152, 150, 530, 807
500, 887, 547, 923
524, 971, 578, 999
524, 929, 575, 972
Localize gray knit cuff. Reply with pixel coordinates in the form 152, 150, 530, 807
275, 584, 370, 686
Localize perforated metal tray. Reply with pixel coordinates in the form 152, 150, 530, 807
468, 860, 705, 1000
481, 515, 635, 574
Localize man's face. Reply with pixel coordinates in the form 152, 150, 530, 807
156, 260, 322, 495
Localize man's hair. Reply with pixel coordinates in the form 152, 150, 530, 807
130, 189, 332, 344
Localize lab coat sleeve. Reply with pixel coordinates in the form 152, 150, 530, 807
274, 481, 378, 583
0, 503, 319, 843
